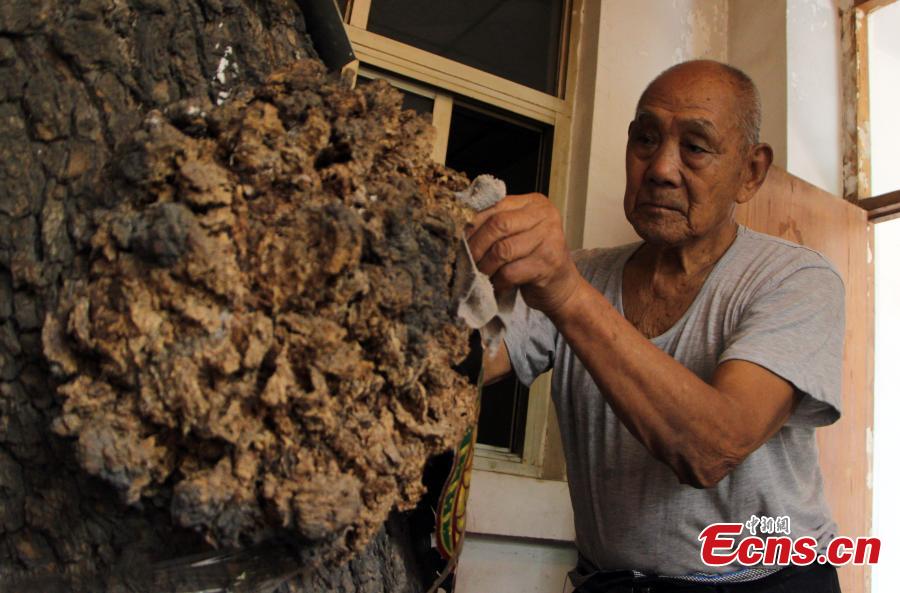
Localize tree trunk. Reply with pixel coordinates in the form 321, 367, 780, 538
0, 2, 446, 591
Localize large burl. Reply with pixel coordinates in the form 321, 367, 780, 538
41, 59, 478, 563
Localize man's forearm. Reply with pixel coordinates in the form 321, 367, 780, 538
547, 277, 794, 488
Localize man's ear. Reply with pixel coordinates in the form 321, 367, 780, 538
736, 143, 773, 205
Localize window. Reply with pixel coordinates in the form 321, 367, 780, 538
849, 0, 900, 215
866, 0, 900, 198
854, 2, 900, 591
444, 100, 552, 457
343, 0, 580, 478
366, 0, 567, 95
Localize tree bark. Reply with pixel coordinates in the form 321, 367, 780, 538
0, 2, 444, 591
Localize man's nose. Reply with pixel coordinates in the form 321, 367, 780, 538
645, 139, 681, 187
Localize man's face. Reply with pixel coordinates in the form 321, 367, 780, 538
624, 67, 748, 246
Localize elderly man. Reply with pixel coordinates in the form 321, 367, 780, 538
470, 60, 844, 592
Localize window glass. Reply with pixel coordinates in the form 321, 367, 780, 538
869, 0, 900, 195
367, 0, 566, 95
399, 92, 434, 117
444, 100, 553, 452
477, 374, 529, 451
445, 102, 552, 195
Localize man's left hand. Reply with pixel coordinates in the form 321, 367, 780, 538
466, 193, 582, 316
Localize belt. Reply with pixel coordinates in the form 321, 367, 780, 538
571, 564, 829, 593
572, 573, 720, 593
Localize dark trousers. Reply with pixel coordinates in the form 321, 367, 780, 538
571, 564, 842, 593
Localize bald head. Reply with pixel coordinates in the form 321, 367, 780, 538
638, 60, 762, 152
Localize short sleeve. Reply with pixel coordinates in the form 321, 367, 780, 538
502, 290, 558, 387
718, 266, 845, 427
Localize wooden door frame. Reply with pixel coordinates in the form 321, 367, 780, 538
842, 0, 900, 206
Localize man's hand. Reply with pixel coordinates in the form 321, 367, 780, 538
466, 193, 581, 316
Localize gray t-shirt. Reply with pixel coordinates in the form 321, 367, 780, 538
504, 225, 845, 576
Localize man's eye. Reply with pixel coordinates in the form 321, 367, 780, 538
685, 143, 707, 154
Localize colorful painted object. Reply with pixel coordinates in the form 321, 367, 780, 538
436, 415, 478, 561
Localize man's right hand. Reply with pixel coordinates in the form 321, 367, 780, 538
466, 193, 581, 318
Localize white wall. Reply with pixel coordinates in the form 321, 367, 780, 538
729, 0, 789, 168
455, 471, 576, 593
786, 0, 843, 195
455, 536, 578, 593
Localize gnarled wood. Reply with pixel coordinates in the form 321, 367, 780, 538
0, 2, 450, 591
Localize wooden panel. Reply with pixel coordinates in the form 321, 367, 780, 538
736, 166, 873, 593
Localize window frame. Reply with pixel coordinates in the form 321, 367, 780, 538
846, 0, 900, 222
346, 0, 583, 480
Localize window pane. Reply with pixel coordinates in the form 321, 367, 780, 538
445, 101, 552, 196
869, 0, 900, 195
444, 101, 553, 453
478, 374, 528, 451
399, 92, 434, 116
367, 0, 566, 95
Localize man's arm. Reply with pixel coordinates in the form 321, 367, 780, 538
551, 277, 799, 488
467, 194, 800, 488
482, 341, 513, 387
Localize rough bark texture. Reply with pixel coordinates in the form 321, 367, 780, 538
46, 57, 476, 565
0, 2, 473, 591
